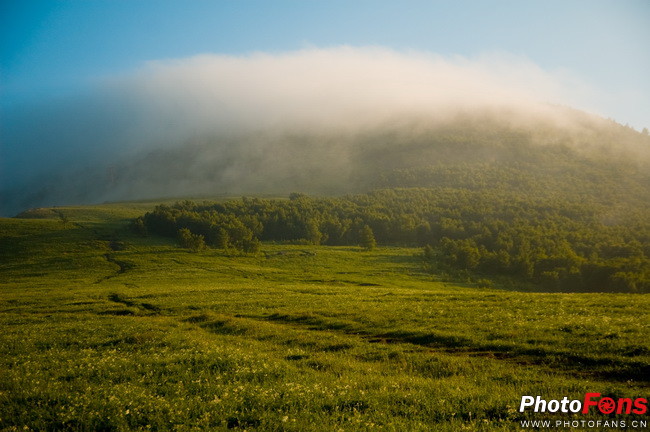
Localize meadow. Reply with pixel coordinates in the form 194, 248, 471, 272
1, 203, 648, 431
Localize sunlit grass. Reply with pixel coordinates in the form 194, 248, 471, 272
1, 204, 648, 430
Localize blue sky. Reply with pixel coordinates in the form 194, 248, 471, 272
1, 0, 649, 127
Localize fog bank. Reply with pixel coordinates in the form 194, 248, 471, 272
2, 46, 643, 215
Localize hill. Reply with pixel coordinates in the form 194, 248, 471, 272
2, 106, 649, 216
6, 107, 650, 292
108, 108, 650, 293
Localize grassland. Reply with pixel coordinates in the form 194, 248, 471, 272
1, 203, 648, 431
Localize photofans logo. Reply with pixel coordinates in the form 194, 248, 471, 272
518, 393, 648, 430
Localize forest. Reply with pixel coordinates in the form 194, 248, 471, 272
124, 112, 650, 294
135, 185, 649, 293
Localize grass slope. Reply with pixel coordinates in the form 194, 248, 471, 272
1, 204, 648, 431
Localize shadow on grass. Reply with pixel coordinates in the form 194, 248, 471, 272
260, 312, 650, 383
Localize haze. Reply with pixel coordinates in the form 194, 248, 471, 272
1, 1, 648, 215
0, 47, 595, 212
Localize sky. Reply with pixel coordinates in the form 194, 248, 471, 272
0, 0, 649, 213
1, 0, 648, 125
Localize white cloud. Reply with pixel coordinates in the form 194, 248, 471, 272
108, 46, 592, 135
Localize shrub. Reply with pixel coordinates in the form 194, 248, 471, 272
177, 228, 206, 252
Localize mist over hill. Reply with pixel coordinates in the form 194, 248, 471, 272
2, 48, 649, 215
2, 105, 649, 217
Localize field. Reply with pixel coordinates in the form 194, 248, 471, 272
1, 203, 648, 431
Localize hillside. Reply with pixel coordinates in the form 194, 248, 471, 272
2, 107, 649, 216
6, 107, 650, 292
109, 108, 650, 293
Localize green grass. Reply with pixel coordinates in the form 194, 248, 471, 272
1, 204, 648, 431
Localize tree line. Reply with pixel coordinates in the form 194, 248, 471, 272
133, 188, 648, 293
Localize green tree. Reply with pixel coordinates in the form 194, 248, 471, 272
227, 221, 254, 252
305, 219, 323, 245
215, 227, 229, 249
423, 244, 435, 260
208, 226, 229, 249
131, 217, 148, 236
242, 237, 261, 254
359, 225, 376, 251
177, 228, 206, 253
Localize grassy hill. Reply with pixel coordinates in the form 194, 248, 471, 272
1, 203, 648, 431
3, 107, 649, 217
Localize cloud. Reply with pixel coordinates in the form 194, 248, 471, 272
112, 46, 587, 132
0, 46, 604, 215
